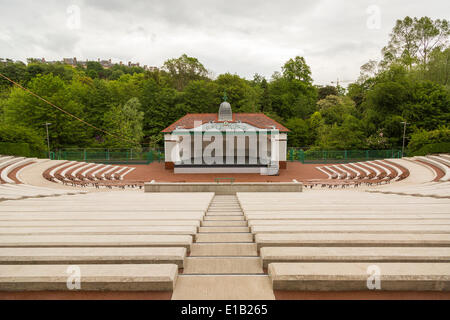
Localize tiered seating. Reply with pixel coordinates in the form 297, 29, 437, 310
415, 155, 450, 182
237, 191, 450, 293
42, 159, 141, 189
312, 158, 409, 188
0, 192, 214, 296
368, 158, 450, 198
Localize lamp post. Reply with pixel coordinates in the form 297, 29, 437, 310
43, 123, 52, 159
400, 121, 408, 157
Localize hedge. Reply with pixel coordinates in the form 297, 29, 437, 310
409, 142, 450, 156
0, 142, 32, 157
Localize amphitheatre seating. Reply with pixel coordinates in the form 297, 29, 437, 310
237, 191, 450, 292
416, 156, 450, 182
0, 264, 178, 291
260, 247, 450, 267
0, 157, 35, 184
311, 158, 408, 189
39, 157, 139, 189
269, 263, 450, 291
0, 192, 214, 295
0, 247, 186, 267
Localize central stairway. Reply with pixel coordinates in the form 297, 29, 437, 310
172, 195, 275, 300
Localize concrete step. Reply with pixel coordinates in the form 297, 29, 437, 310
255, 233, 450, 249
183, 257, 263, 274
201, 221, 248, 227
0, 234, 193, 251
196, 233, 253, 243
269, 262, 450, 291
204, 216, 245, 221
0, 247, 187, 267
0, 264, 178, 291
0, 226, 197, 236
206, 212, 243, 216
190, 243, 258, 256
251, 225, 450, 234
260, 247, 450, 267
172, 275, 275, 300
198, 227, 250, 233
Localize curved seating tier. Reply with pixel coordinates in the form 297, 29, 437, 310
310, 158, 409, 189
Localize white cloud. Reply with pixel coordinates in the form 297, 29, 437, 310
0, 0, 449, 85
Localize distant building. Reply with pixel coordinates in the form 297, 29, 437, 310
25, 57, 158, 71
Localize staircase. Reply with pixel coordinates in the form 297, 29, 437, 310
171, 195, 275, 300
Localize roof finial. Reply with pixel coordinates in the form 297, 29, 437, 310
223, 90, 228, 102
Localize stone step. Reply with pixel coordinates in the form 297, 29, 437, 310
260, 247, 450, 267
0, 264, 178, 291
196, 233, 253, 243
201, 221, 248, 227
251, 225, 450, 234
204, 216, 245, 221
0, 234, 193, 251
0, 247, 187, 267
190, 243, 257, 256
198, 227, 250, 233
183, 257, 263, 274
248, 220, 450, 226
172, 275, 275, 300
269, 262, 450, 291
0, 220, 201, 227
0, 226, 197, 236
206, 212, 243, 216
255, 233, 450, 249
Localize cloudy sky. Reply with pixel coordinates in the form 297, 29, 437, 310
1, 0, 448, 85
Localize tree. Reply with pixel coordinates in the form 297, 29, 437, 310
382, 16, 449, 69
281, 56, 313, 83
3, 73, 89, 148
102, 97, 144, 149
317, 85, 338, 100
162, 54, 209, 91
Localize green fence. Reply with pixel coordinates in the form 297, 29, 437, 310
51, 149, 164, 164
288, 149, 403, 164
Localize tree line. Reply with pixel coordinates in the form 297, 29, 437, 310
0, 16, 449, 156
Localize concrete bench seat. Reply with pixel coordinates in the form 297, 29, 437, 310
248, 219, 450, 226
255, 233, 450, 249
0, 247, 186, 267
268, 262, 450, 291
251, 225, 450, 234
245, 214, 450, 220
0, 264, 178, 291
0, 213, 205, 221
261, 247, 450, 267
0, 226, 197, 236
0, 234, 193, 251
0, 220, 200, 227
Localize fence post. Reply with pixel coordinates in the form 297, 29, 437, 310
366, 150, 369, 160
344, 150, 347, 161
130, 149, 133, 160
83, 149, 86, 161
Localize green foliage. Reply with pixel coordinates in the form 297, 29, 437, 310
0, 21, 449, 153
102, 98, 144, 150
410, 142, 450, 156
0, 123, 46, 156
408, 127, 450, 153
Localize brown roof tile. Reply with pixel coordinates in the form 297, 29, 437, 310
161, 113, 289, 132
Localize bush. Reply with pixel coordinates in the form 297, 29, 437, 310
0, 124, 46, 157
410, 142, 450, 156
0, 142, 31, 157
408, 127, 450, 153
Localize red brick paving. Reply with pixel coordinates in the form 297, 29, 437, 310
125, 162, 330, 183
